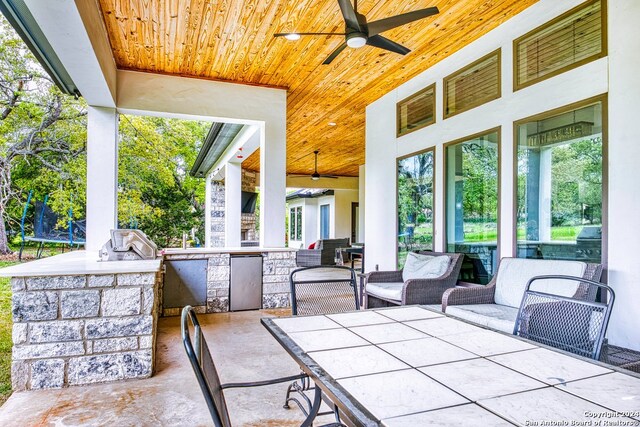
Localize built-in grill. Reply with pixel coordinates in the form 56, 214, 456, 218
99, 229, 158, 261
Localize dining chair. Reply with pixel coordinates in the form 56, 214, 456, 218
289, 265, 360, 315
513, 275, 615, 360
284, 265, 359, 425
181, 305, 339, 427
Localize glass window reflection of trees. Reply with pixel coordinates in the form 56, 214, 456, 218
516, 101, 603, 263
397, 151, 434, 267
445, 131, 499, 284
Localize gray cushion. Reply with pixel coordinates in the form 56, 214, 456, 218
366, 282, 404, 302
446, 304, 520, 334
402, 253, 451, 282
494, 258, 587, 308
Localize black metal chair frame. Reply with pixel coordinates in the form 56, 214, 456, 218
513, 275, 615, 360
284, 265, 359, 426
289, 265, 360, 316
181, 306, 329, 427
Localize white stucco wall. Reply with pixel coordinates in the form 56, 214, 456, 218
334, 189, 360, 242
606, 0, 640, 349
365, 0, 639, 349
303, 198, 318, 247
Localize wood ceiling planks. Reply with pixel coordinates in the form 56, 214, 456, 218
98, 0, 538, 177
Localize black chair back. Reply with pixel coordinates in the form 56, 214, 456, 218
513, 275, 614, 360
290, 266, 359, 315
181, 306, 232, 427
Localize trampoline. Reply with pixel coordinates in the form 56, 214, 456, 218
19, 191, 86, 260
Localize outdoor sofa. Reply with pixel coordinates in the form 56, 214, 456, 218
438, 257, 603, 333
295, 238, 350, 267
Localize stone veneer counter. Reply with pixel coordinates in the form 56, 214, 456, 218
162, 247, 297, 315
0, 251, 163, 391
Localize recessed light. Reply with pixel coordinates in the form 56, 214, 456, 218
328, 122, 337, 126
284, 33, 301, 41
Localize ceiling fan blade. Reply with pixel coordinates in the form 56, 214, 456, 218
366, 35, 410, 55
274, 32, 346, 37
368, 7, 439, 36
338, 0, 362, 31
319, 175, 339, 179
323, 42, 348, 65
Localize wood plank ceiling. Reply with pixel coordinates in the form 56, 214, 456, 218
98, 0, 538, 177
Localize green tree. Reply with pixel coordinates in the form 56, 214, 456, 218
118, 115, 208, 248
0, 17, 86, 254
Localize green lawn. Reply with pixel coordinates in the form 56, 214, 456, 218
0, 245, 69, 406
0, 261, 16, 406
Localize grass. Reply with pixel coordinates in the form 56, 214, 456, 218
0, 261, 16, 406
0, 244, 71, 406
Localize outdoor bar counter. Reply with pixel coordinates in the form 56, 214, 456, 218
161, 246, 297, 315
0, 247, 297, 391
0, 251, 163, 391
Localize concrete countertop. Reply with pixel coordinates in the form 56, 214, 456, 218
162, 247, 297, 256
0, 251, 163, 277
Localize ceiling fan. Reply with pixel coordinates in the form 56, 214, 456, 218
289, 150, 339, 180
274, 0, 439, 64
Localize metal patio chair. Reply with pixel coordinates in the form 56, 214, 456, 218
283, 265, 359, 425
289, 265, 360, 316
181, 306, 337, 427
513, 275, 615, 360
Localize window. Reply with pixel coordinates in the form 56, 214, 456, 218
320, 204, 330, 239
289, 206, 302, 241
397, 84, 436, 136
445, 130, 500, 284
444, 50, 501, 118
514, 0, 605, 90
398, 150, 434, 267
515, 98, 604, 264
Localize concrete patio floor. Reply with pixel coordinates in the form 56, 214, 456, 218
0, 309, 334, 426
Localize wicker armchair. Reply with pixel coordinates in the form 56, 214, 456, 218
364, 252, 463, 308
440, 257, 603, 333
295, 238, 350, 267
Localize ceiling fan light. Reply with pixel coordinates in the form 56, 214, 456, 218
284, 33, 301, 41
346, 33, 367, 48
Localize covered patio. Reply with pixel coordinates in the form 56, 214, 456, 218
0, 0, 639, 425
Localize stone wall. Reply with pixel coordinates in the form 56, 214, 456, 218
11, 271, 161, 390
210, 181, 225, 247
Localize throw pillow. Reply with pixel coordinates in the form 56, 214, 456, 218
308, 242, 316, 249
402, 253, 451, 282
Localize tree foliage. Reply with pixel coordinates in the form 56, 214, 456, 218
118, 115, 208, 248
0, 17, 87, 253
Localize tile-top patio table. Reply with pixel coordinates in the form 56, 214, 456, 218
261, 306, 640, 426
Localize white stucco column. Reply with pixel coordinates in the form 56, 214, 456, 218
86, 106, 118, 252
606, 0, 640, 351
260, 121, 286, 247
358, 165, 366, 243
225, 162, 242, 247
204, 173, 212, 247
